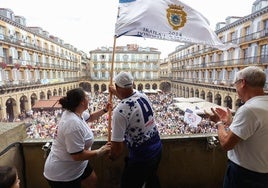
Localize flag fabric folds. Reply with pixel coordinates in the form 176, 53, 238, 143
115, 0, 235, 50
183, 108, 202, 127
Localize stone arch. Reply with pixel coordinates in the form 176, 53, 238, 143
200, 90, 205, 100
19, 95, 29, 113
207, 92, 213, 102
214, 93, 222, 106
79, 82, 91, 92
182, 86, 185, 97
190, 88, 194, 97
138, 83, 143, 91
58, 88, 62, 96
47, 90, 52, 99
235, 98, 243, 110
53, 89, 57, 96
40, 91, 46, 100
63, 87, 67, 96
31, 93, 38, 107
185, 87, 189, 98
159, 82, 171, 92
145, 83, 150, 89
101, 84, 107, 92
195, 89, 199, 97
94, 84, 99, 92
152, 83, 157, 90
5, 98, 16, 122
224, 95, 233, 109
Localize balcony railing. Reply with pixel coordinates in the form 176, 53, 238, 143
0, 122, 228, 188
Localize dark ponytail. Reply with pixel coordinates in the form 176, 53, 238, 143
59, 88, 85, 112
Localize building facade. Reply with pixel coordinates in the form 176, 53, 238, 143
168, 0, 268, 111
0, 8, 88, 121
88, 44, 163, 92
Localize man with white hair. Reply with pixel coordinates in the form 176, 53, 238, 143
109, 71, 162, 188
211, 66, 268, 188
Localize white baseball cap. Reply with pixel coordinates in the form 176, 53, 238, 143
114, 72, 134, 88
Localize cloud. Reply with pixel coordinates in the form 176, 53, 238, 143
0, 0, 255, 58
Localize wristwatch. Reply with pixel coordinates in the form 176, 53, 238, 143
215, 121, 225, 128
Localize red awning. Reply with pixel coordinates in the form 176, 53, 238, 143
32, 96, 62, 110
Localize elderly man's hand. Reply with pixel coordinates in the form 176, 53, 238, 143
206, 108, 220, 122
211, 107, 232, 126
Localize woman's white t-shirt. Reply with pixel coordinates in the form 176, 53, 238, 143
44, 110, 94, 181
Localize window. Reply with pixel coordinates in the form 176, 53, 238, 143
243, 48, 249, 58
123, 54, 128, 61
264, 20, 268, 35
260, 44, 268, 64
261, 44, 268, 55
245, 26, 250, 35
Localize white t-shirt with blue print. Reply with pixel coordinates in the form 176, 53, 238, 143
111, 90, 162, 162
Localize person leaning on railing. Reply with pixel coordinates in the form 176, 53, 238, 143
43, 88, 111, 188
109, 72, 162, 188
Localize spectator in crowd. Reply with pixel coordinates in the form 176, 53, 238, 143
211, 66, 268, 188
0, 165, 20, 188
43, 88, 111, 188
109, 72, 162, 188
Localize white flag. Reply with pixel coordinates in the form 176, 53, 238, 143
115, 0, 236, 50
183, 108, 202, 127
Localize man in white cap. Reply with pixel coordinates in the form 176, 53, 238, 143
109, 71, 162, 188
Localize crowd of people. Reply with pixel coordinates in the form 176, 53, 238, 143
21, 91, 218, 140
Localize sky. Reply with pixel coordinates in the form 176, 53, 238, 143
0, 0, 255, 58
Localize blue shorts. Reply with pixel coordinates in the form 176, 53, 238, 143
223, 160, 268, 188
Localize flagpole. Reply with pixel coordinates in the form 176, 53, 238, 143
107, 35, 117, 142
